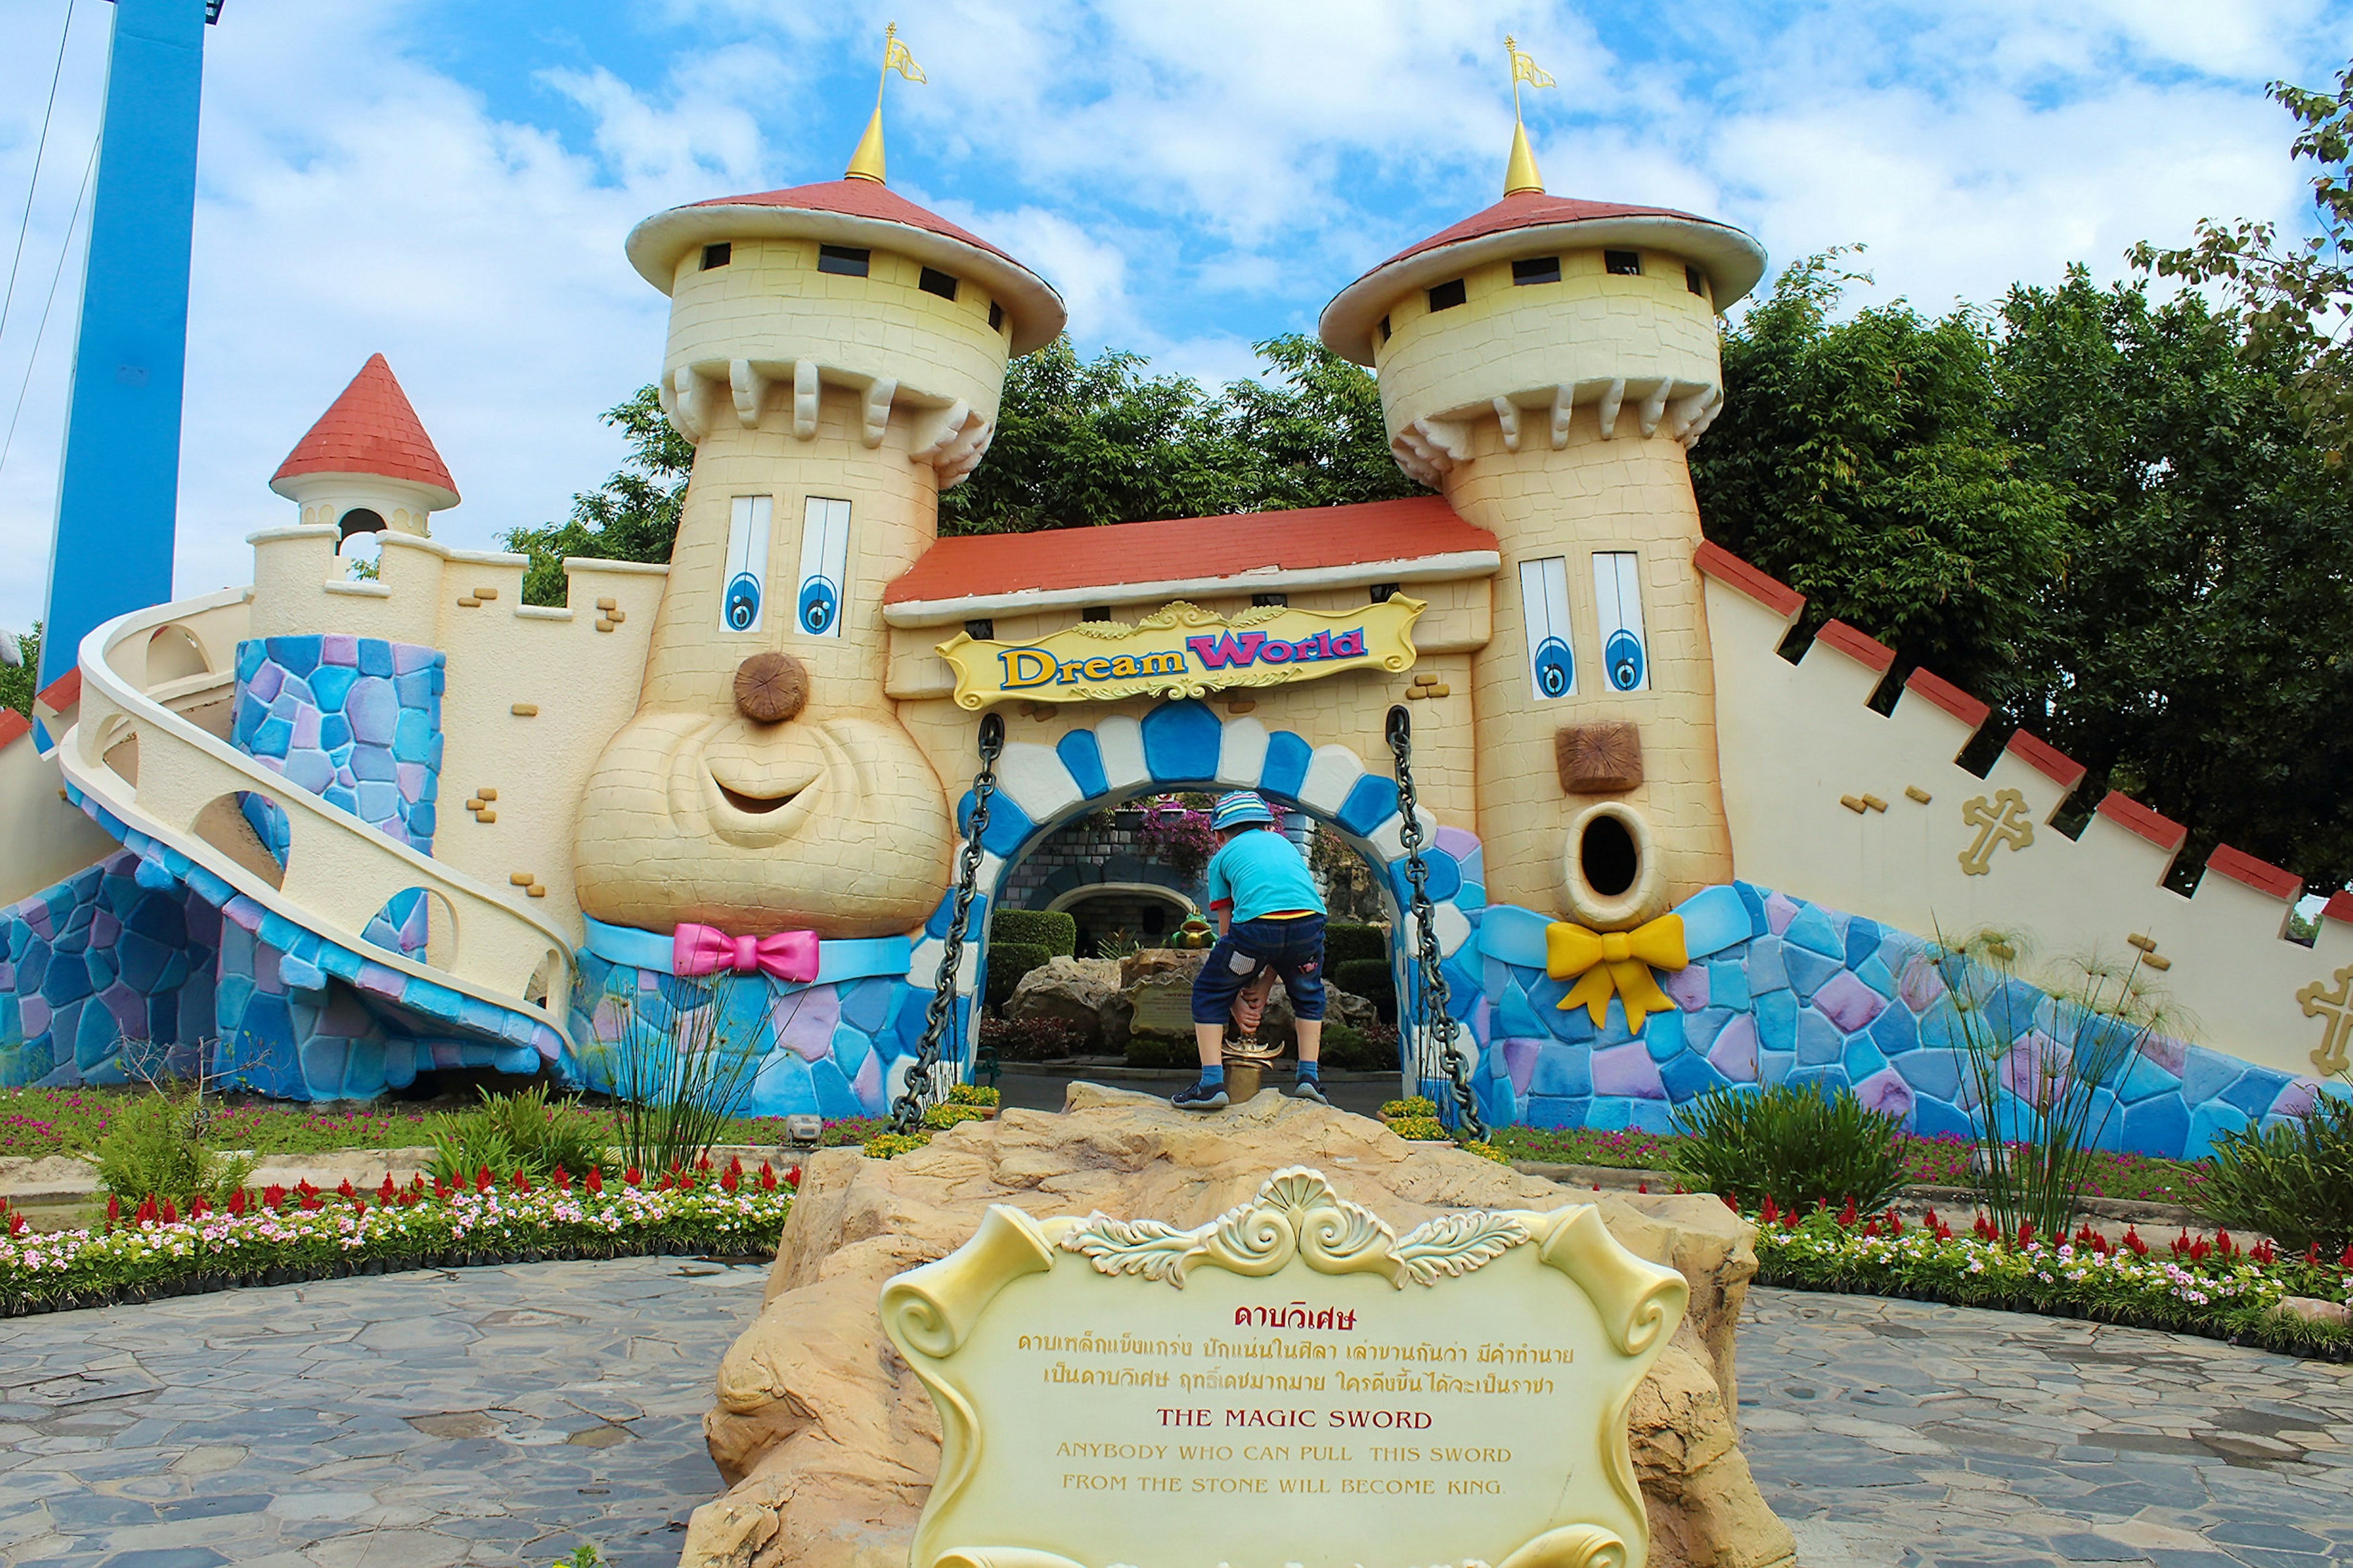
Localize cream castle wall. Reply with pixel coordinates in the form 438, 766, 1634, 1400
1354, 240, 1733, 928
572, 382, 958, 939
244, 525, 665, 945
1704, 572, 2353, 1085
661, 236, 1012, 450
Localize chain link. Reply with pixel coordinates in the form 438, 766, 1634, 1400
1385, 705, 1485, 1142
892, 712, 1005, 1135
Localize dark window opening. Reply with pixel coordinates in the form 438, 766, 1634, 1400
919, 267, 959, 300
1082, 606, 1112, 623
1427, 278, 1467, 312
1370, 583, 1400, 604
1580, 814, 1640, 897
1685, 264, 1706, 297
338, 508, 387, 542
1251, 593, 1288, 608
701, 241, 732, 271
1605, 250, 1642, 277
1512, 255, 1561, 286
1376, 314, 1391, 344
964, 618, 995, 641
988, 301, 1005, 331
817, 244, 871, 277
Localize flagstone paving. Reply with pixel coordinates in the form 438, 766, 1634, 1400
2, 1263, 2348, 1567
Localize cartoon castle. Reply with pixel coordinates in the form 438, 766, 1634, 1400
4, 74, 2345, 1156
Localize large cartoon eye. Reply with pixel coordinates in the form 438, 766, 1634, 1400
1605, 629, 1645, 691
725, 573, 762, 632
1533, 636, 1574, 698
797, 577, 838, 635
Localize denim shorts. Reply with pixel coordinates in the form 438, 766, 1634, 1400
1191, 914, 1327, 1025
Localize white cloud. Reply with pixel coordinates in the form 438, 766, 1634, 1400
0, 0, 2342, 633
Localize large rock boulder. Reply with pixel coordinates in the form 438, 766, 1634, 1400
679, 1086, 1793, 1568
1002, 956, 1123, 1046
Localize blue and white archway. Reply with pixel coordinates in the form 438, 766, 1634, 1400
895, 699, 1497, 1115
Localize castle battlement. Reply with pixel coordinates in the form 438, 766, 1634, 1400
1700, 540, 2349, 1085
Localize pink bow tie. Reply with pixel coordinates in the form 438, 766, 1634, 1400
672, 923, 819, 983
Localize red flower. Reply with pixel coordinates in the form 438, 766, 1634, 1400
757, 1163, 777, 1192
2121, 1227, 2148, 1256
624, 1167, 642, 1186
1637, 1181, 1650, 1195
6, 1210, 22, 1237
352, 1196, 368, 1218
433, 1176, 450, 1199
2171, 1230, 2193, 1256
336, 1178, 357, 1200
2214, 1229, 2236, 1259
551, 1166, 570, 1192
513, 1172, 532, 1195
1863, 1220, 1881, 1238
160, 1199, 178, 1225
135, 1196, 157, 1225
264, 1183, 287, 1209
586, 1167, 604, 1194
189, 1195, 210, 1219
1838, 1197, 1859, 1228
784, 1165, 800, 1189
721, 1167, 739, 1193
2252, 1240, 2276, 1265
1759, 1195, 1780, 1225
726, 1156, 743, 1180
298, 1180, 317, 1198
105, 1194, 120, 1227
1884, 1208, 1904, 1235
697, 1154, 711, 1173
378, 1174, 396, 1203
474, 1166, 493, 1194
2017, 1220, 2035, 1249
2341, 1242, 2353, 1269
228, 1189, 246, 1218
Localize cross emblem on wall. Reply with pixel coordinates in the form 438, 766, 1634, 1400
1958, 789, 2036, 876
2297, 965, 2353, 1075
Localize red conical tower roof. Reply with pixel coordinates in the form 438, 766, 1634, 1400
271, 354, 459, 506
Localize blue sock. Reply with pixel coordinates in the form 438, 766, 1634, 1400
1199, 1064, 1224, 1086
1297, 1059, 1320, 1080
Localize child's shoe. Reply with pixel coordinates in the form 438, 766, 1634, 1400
1290, 1067, 1328, 1105
1173, 1075, 1229, 1112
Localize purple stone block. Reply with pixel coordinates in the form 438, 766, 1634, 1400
1896, 954, 1946, 1013
2002, 1031, 2071, 1108
90, 909, 121, 949
851, 1047, 883, 1110
246, 661, 284, 703
1855, 1067, 1914, 1120
2271, 1077, 2321, 1119
102, 982, 146, 1036
1434, 826, 1480, 860
355, 962, 406, 1000
321, 633, 358, 666
252, 942, 283, 994
1501, 1036, 1540, 1096
1707, 1015, 1758, 1081
776, 984, 841, 1062
392, 643, 436, 675
396, 763, 426, 803
1813, 971, 1887, 1032
1662, 963, 1710, 1012
292, 705, 322, 750
345, 678, 398, 746
1592, 1042, 1666, 1099
21, 995, 49, 1037
2138, 1032, 2186, 1077
1764, 891, 1798, 935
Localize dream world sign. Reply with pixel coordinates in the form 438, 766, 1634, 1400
934, 599, 1425, 710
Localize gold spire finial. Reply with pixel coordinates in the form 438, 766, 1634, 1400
845, 22, 927, 184
1502, 34, 1555, 197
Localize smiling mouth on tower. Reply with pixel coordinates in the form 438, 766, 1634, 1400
716, 781, 803, 815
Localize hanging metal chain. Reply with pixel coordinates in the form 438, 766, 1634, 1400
1385, 705, 1485, 1143
892, 712, 1005, 1135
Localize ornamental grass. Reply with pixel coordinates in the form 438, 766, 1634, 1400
1741, 1194, 2353, 1362
0, 1157, 797, 1317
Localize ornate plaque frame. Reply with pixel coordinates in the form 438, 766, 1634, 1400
880, 1167, 1688, 1568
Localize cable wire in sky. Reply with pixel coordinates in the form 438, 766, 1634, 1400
0, 129, 100, 480
0, 0, 80, 363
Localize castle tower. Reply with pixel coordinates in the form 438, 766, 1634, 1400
570, 118, 1066, 940
1319, 135, 1765, 931
269, 353, 460, 542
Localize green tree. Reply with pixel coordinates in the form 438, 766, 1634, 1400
503, 386, 693, 607
1689, 250, 2074, 702
0, 621, 37, 718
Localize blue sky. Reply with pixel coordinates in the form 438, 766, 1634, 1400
0, 0, 2346, 632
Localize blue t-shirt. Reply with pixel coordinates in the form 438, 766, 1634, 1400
1205, 828, 1325, 923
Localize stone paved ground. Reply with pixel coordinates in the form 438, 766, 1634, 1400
4, 1265, 2350, 1567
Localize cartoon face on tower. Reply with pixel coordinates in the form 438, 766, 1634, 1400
570, 176, 1066, 940
1320, 134, 1767, 931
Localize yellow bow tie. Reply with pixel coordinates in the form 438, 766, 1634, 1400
1544, 914, 1689, 1032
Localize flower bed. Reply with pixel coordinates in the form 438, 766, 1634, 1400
1746, 1198, 2353, 1362
0, 1161, 796, 1317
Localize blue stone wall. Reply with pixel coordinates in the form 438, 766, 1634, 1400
569, 952, 940, 1118
0, 849, 219, 1086
1468, 881, 2334, 1160
232, 634, 444, 852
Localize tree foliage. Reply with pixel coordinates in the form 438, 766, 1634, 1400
0, 622, 38, 719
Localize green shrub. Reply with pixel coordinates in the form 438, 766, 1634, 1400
922, 1103, 989, 1131
1334, 958, 1395, 1018
1124, 1029, 1199, 1069
1381, 1096, 1438, 1119
94, 1088, 254, 1203
2196, 1086, 2353, 1256
991, 909, 1077, 958
985, 942, 1051, 1008
863, 1131, 932, 1159
1669, 1083, 1908, 1213
977, 1015, 1086, 1061
427, 1085, 610, 1184
947, 1084, 1000, 1107
1388, 1115, 1449, 1140
1316, 1022, 1396, 1072
1323, 923, 1387, 969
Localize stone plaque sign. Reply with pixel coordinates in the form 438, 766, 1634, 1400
879, 1166, 1689, 1568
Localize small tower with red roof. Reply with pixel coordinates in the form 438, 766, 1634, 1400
270, 354, 460, 544
1320, 121, 1767, 933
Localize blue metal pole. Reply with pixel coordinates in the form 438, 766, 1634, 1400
35, 0, 216, 689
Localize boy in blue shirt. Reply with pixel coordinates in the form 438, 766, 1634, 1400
1175, 791, 1328, 1111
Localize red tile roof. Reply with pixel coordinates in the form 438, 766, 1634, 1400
687, 179, 1020, 268
884, 497, 1498, 610
2204, 843, 2301, 901
2093, 791, 2188, 854
1813, 619, 1895, 674
272, 355, 458, 501
1693, 542, 1803, 619
2003, 729, 2086, 789
1371, 191, 1729, 276
1901, 667, 1990, 730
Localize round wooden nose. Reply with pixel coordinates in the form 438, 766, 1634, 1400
733, 651, 809, 724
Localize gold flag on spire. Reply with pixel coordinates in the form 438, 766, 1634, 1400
1502, 34, 1553, 197
846, 22, 925, 184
